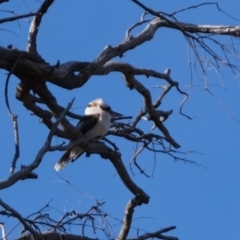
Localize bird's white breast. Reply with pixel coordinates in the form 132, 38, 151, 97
85, 110, 111, 138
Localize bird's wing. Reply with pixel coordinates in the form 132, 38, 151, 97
54, 114, 100, 171
76, 114, 100, 134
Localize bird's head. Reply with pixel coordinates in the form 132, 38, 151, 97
85, 98, 123, 117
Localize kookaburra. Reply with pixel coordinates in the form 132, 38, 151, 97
54, 98, 122, 171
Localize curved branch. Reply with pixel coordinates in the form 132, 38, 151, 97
27, 0, 55, 54
0, 47, 44, 65
118, 197, 143, 240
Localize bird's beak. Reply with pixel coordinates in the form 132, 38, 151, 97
110, 110, 123, 117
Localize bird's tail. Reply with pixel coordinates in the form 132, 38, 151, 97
54, 150, 71, 171
54, 146, 84, 171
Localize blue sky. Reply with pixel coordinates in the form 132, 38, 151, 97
0, 1, 240, 239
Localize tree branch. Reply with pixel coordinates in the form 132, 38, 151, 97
27, 0, 55, 54
4, 56, 21, 174
0, 99, 74, 190
118, 197, 143, 240
0, 12, 38, 24
0, 199, 36, 235
123, 73, 180, 149
16, 232, 98, 240
128, 226, 178, 240
16, 83, 69, 139
0, 0, 8, 4
0, 222, 7, 240
82, 142, 150, 203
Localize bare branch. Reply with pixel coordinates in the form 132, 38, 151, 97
16, 83, 69, 139
123, 73, 180, 149
128, 226, 178, 240
132, 0, 240, 36
0, 42, 238, 93
102, 137, 119, 151
27, 0, 55, 54
83, 142, 150, 202
112, 116, 133, 122
1, 2, 239, 240
170, 2, 238, 21
0, 222, 7, 240
4, 56, 22, 174
130, 142, 151, 177
16, 232, 98, 240
118, 197, 143, 240
0, 99, 74, 190
9, 115, 20, 174
0, 12, 38, 24
0, 199, 36, 235
31, 83, 83, 139
0, 0, 8, 4
171, 2, 219, 16
4, 55, 21, 116
126, 10, 151, 38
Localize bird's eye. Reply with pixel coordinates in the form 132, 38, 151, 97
101, 106, 111, 111
87, 104, 92, 107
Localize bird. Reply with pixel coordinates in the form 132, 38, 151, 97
54, 98, 122, 171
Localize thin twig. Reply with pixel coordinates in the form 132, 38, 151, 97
0, 12, 38, 24
128, 226, 178, 240
130, 142, 151, 177
103, 137, 119, 151
4, 56, 22, 174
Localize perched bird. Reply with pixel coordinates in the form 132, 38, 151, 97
54, 98, 122, 171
